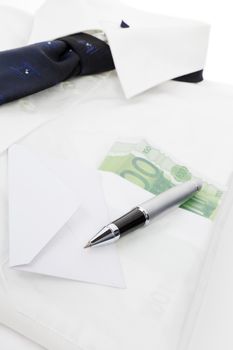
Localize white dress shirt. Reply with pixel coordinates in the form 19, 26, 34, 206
0, 0, 210, 156
0, 1, 233, 350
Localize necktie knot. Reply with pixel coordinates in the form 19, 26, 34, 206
58, 33, 115, 76
0, 32, 115, 105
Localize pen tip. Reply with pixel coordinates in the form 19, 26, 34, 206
196, 179, 203, 191
84, 242, 91, 249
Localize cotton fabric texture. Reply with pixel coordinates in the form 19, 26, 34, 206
0, 2, 233, 350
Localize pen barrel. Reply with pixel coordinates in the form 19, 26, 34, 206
140, 180, 201, 221
112, 207, 146, 236
87, 180, 202, 247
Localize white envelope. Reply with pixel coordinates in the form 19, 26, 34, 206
8, 144, 152, 288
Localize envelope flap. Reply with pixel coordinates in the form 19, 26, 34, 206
8, 145, 80, 267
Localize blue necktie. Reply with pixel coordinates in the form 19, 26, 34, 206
0, 33, 114, 105
0, 24, 203, 106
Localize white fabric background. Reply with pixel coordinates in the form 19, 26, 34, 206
0, 1, 232, 350
0, 327, 43, 350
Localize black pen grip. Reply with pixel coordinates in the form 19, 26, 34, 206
112, 207, 146, 236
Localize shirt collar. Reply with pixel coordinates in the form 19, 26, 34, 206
28, 0, 210, 98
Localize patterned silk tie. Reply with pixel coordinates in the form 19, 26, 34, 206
0, 24, 203, 106
0, 33, 114, 105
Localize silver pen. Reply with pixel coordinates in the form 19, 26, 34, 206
84, 179, 202, 248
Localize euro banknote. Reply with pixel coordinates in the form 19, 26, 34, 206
99, 140, 223, 219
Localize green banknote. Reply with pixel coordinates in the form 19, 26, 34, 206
99, 140, 223, 219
